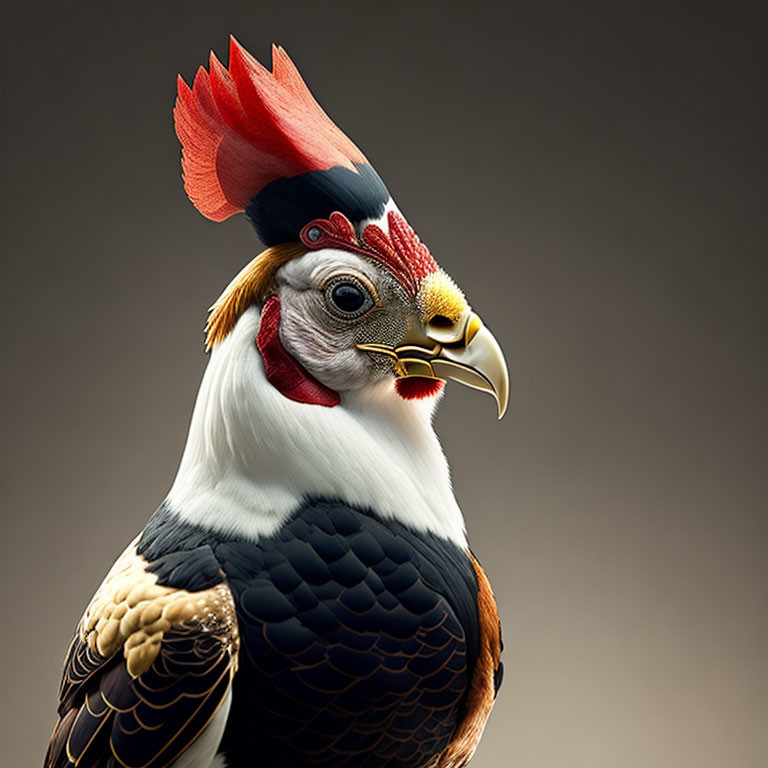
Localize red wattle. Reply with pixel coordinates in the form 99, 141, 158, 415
395, 377, 446, 401
256, 296, 340, 408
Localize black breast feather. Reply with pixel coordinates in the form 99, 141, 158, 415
139, 498, 480, 768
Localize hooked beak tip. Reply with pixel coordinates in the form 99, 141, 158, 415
428, 313, 510, 420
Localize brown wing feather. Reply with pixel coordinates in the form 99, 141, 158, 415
436, 552, 502, 768
45, 540, 239, 768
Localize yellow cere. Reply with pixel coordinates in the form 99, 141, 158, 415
418, 271, 469, 324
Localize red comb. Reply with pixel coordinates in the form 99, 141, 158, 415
300, 211, 440, 296
174, 38, 367, 222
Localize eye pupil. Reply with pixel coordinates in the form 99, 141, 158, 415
331, 282, 366, 313
325, 277, 373, 318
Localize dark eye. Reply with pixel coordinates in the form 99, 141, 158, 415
325, 278, 374, 319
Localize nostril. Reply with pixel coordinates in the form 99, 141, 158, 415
428, 314, 454, 329
426, 312, 470, 345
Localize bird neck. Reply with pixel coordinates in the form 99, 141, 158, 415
166, 306, 467, 547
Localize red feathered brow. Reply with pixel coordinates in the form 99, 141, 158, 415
174, 37, 367, 222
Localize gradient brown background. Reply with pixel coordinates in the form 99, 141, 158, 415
2, 1, 766, 766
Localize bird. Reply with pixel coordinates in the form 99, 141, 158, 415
45, 37, 508, 768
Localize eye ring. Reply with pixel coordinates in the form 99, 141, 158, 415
306, 225, 323, 242
323, 275, 376, 320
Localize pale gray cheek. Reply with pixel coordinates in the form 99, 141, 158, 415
277, 287, 373, 392
355, 306, 409, 349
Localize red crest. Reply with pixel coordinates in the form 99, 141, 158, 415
174, 38, 367, 222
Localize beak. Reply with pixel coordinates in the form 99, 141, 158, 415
357, 311, 510, 419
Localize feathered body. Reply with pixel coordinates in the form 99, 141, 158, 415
45, 39, 506, 768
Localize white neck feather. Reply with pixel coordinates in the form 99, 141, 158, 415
167, 306, 467, 547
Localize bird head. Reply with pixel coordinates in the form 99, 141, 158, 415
175, 38, 509, 419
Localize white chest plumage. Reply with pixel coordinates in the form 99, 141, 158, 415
167, 306, 467, 548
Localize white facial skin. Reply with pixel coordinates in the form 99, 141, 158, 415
275, 249, 417, 393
